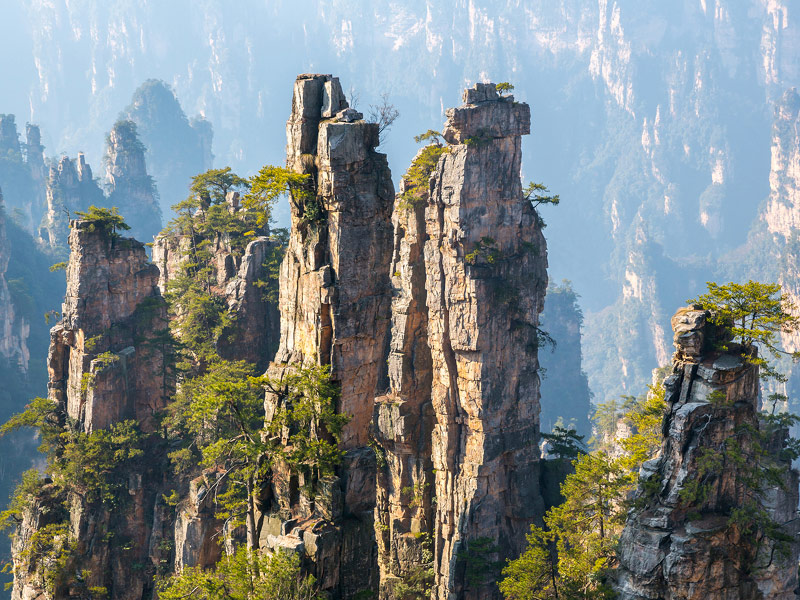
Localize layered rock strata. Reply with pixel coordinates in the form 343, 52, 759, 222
263, 74, 394, 598
424, 83, 547, 600
12, 221, 172, 600
615, 306, 800, 600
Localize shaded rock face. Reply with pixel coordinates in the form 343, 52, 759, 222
263, 73, 394, 598
12, 221, 172, 600
152, 226, 280, 371
0, 188, 29, 370
373, 156, 435, 598
0, 115, 48, 235
39, 152, 105, 251
120, 79, 214, 216
539, 281, 593, 438
423, 83, 547, 600
615, 307, 800, 600
105, 120, 163, 243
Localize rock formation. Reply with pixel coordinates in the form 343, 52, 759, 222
615, 306, 800, 600
0, 114, 48, 234
120, 80, 214, 215
39, 153, 104, 251
152, 206, 280, 371
0, 187, 26, 369
105, 120, 163, 243
373, 150, 435, 598
539, 280, 593, 438
11, 220, 171, 600
423, 83, 547, 600
262, 73, 394, 598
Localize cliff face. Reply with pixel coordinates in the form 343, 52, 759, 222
12, 221, 171, 600
105, 120, 163, 243
262, 73, 394, 598
39, 153, 105, 251
539, 281, 593, 438
421, 83, 546, 600
615, 307, 800, 600
0, 188, 26, 369
373, 152, 435, 598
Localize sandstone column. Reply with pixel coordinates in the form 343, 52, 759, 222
264, 73, 394, 598
424, 83, 548, 600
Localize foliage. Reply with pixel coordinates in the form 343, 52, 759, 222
503, 389, 666, 599
157, 546, 322, 600
245, 165, 316, 228
399, 144, 448, 210
190, 167, 249, 210
49, 261, 67, 272
253, 228, 289, 304
166, 359, 273, 546
265, 365, 349, 483
676, 409, 800, 562
413, 130, 444, 146
524, 182, 560, 210
245, 165, 311, 227
18, 522, 76, 597
73, 205, 130, 238
541, 426, 586, 460
496, 82, 514, 96
0, 469, 43, 531
465, 237, 503, 266
463, 128, 493, 148
394, 533, 434, 599
688, 280, 800, 381
457, 537, 502, 591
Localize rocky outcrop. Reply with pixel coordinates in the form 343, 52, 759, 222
39, 153, 105, 251
152, 215, 280, 370
120, 79, 214, 215
615, 306, 800, 600
0, 187, 28, 369
9, 221, 173, 600
263, 73, 394, 598
373, 153, 435, 598
423, 83, 547, 600
105, 120, 163, 243
49, 221, 169, 433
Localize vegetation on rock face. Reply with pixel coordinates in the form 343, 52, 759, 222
688, 280, 800, 381
73, 205, 131, 238
399, 132, 449, 210
157, 546, 322, 600
500, 384, 667, 599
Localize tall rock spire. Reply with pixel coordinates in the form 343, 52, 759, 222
263, 73, 395, 597
424, 83, 547, 599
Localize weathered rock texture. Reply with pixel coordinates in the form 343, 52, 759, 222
373, 156, 435, 598
539, 280, 593, 438
105, 120, 163, 243
11, 221, 172, 600
263, 73, 394, 598
615, 306, 800, 600
423, 83, 547, 600
39, 153, 105, 251
152, 213, 280, 370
